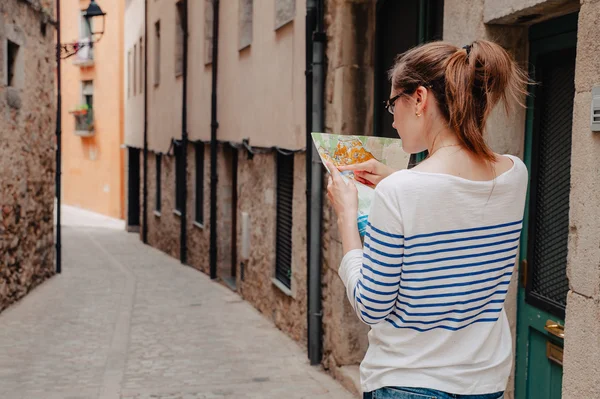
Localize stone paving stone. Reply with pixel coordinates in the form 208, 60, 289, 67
0, 207, 355, 399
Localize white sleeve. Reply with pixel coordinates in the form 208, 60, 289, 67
338, 187, 404, 325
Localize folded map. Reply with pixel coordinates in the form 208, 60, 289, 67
311, 133, 409, 236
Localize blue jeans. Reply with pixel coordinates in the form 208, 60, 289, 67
363, 387, 504, 399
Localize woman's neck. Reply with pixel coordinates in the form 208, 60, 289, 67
426, 122, 461, 155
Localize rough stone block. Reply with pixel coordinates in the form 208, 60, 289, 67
6, 87, 22, 109
329, 0, 375, 70
484, 0, 579, 24
562, 291, 600, 398
332, 66, 374, 136
574, 2, 600, 93
566, 91, 600, 298
443, 0, 486, 45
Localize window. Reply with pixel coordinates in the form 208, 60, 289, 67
275, 0, 295, 30
76, 81, 94, 132
133, 43, 137, 95
239, 0, 253, 50
139, 37, 144, 93
154, 21, 161, 86
275, 152, 294, 288
82, 80, 94, 109
6, 40, 19, 87
80, 11, 93, 39
174, 143, 184, 213
127, 50, 132, 97
195, 142, 205, 225
155, 154, 162, 212
204, 0, 213, 64
175, 1, 185, 76
76, 11, 94, 62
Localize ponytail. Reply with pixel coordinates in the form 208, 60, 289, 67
444, 40, 529, 162
389, 40, 530, 162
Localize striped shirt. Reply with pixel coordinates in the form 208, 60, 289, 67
339, 155, 528, 395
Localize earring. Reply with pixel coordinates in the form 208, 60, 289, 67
415, 111, 422, 117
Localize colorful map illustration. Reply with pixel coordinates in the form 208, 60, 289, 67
311, 133, 409, 236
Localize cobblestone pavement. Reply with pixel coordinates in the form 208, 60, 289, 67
0, 206, 354, 399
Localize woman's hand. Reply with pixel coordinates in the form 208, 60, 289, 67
326, 162, 358, 228
338, 159, 395, 187
326, 162, 362, 254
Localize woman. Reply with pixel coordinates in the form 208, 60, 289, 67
326, 40, 530, 399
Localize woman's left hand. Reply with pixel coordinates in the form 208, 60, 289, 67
326, 162, 358, 226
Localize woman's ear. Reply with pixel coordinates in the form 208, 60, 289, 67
415, 86, 429, 114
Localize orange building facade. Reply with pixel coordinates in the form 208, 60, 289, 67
60, 0, 125, 219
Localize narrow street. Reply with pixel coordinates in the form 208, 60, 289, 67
0, 206, 354, 399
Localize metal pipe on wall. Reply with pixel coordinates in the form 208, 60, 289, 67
142, 0, 149, 244
307, 0, 325, 366
55, 0, 62, 273
209, 0, 220, 280
305, 0, 315, 360
179, 0, 189, 264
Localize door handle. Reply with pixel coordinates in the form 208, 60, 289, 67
544, 320, 565, 339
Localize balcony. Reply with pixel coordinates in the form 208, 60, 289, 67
72, 39, 94, 67
71, 108, 95, 137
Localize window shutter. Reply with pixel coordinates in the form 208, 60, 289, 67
275, 153, 294, 288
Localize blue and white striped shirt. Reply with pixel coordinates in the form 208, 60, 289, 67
339, 155, 528, 395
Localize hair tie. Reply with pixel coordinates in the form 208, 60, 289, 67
462, 44, 472, 57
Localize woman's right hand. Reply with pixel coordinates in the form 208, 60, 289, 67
338, 159, 395, 187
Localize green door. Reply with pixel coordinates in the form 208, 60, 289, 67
515, 13, 578, 399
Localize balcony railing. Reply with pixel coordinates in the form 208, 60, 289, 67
73, 109, 95, 137
72, 38, 94, 66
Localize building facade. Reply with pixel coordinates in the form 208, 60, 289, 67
0, 0, 56, 312
60, 0, 125, 219
125, 0, 600, 398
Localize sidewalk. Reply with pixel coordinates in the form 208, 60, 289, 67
0, 205, 354, 399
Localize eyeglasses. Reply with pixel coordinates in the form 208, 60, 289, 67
383, 93, 403, 115
384, 85, 432, 115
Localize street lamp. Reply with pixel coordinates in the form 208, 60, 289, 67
58, 0, 107, 59
55, 0, 107, 274
83, 0, 107, 43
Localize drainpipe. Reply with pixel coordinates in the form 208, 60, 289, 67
142, 0, 149, 244
305, 0, 315, 356
179, 0, 189, 264
209, 0, 220, 280
307, 0, 325, 366
55, 0, 62, 273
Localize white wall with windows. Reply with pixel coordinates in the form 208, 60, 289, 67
124, 0, 145, 148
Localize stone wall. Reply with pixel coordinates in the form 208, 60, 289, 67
186, 143, 211, 276
141, 143, 310, 340
562, 2, 600, 397
324, 0, 376, 137
0, 0, 56, 312
146, 151, 180, 259
236, 152, 308, 343
216, 145, 235, 281
319, 1, 378, 391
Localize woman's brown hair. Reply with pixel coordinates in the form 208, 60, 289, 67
389, 40, 530, 162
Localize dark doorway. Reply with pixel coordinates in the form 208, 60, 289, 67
127, 148, 141, 231
219, 146, 238, 291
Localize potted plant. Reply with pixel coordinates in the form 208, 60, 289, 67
69, 103, 89, 116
